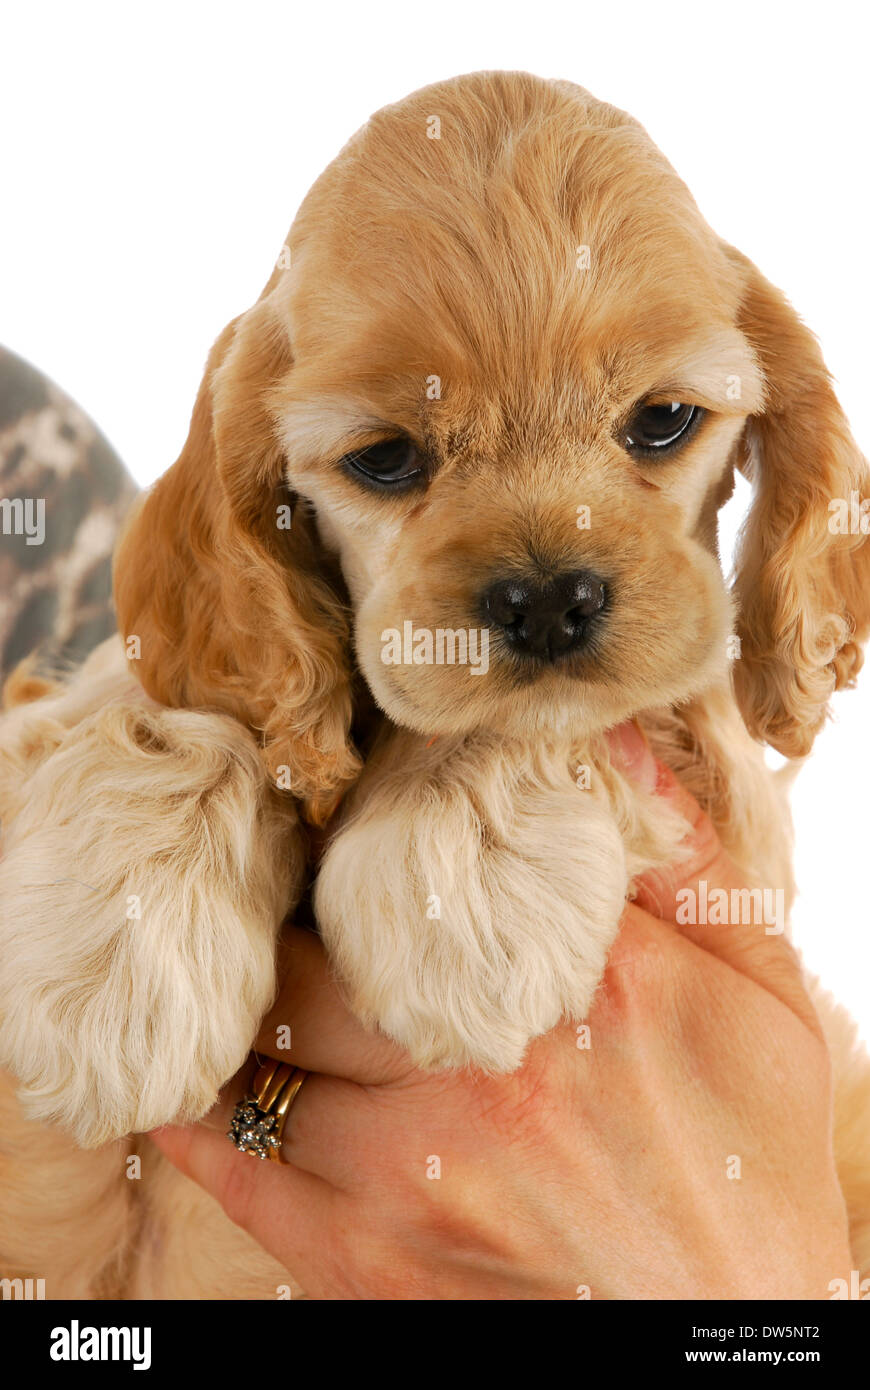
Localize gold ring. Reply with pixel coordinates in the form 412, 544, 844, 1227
227, 1060, 309, 1162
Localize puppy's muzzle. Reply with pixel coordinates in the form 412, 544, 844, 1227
481, 570, 607, 662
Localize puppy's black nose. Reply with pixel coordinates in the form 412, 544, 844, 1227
482, 570, 607, 660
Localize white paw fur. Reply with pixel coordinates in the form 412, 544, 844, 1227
315, 729, 688, 1071
0, 641, 301, 1146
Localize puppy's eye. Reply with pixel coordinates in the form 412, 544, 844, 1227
624, 402, 702, 455
341, 437, 424, 487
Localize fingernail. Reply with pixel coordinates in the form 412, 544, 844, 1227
606, 720, 658, 794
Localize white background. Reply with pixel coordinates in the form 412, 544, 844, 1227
2, 0, 867, 1039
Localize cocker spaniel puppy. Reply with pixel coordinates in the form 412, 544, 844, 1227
1, 71, 869, 1299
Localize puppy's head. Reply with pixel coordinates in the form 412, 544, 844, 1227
115, 71, 870, 817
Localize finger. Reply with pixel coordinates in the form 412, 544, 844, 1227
605, 724, 812, 1023
606, 719, 659, 794
623, 769, 821, 1038
273, 1072, 374, 1186
630, 763, 729, 921
200, 1066, 371, 1189
255, 926, 415, 1084
149, 1117, 343, 1281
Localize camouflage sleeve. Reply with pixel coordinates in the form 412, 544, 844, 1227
0, 346, 139, 681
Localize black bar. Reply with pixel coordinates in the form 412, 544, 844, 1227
4, 1296, 866, 1375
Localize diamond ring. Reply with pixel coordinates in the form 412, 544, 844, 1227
227, 1059, 309, 1162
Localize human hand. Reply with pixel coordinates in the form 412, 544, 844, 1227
151, 730, 851, 1299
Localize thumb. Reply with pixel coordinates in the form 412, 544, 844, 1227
631, 762, 735, 923
606, 724, 731, 921
611, 734, 819, 1037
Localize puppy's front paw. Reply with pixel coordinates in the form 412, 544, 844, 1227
315, 742, 628, 1072
0, 699, 301, 1146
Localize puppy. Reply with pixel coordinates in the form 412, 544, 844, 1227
1, 70, 869, 1298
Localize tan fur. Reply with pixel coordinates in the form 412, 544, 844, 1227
1, 71, 868, 1296
726, 248, 870, 757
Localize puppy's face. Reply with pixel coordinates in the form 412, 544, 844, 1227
273, 82, 763, 739
114, 72, 868, 812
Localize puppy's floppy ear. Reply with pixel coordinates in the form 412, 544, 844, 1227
114, 291, 360, 823
726, 247, 870, 757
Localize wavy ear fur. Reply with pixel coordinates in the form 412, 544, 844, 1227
114, 295, 360, 823
727, 248, 870, 757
